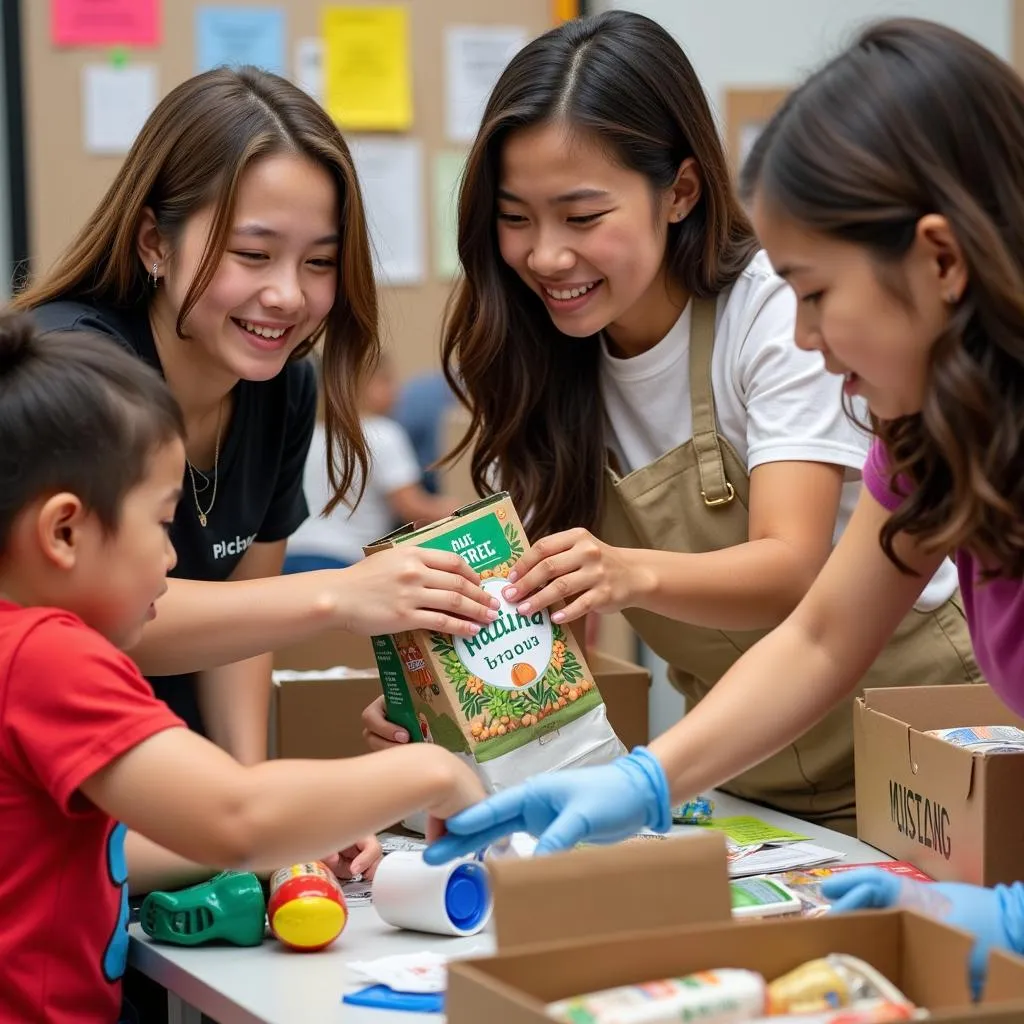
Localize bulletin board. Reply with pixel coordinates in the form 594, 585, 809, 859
21, 1, 557, 380
1014, 0, 1024, 73
724, 86, 790, 180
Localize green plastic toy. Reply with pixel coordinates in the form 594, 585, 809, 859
140, 870, 267, 947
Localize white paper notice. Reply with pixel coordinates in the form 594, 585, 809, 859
294, 37, 324, 104
82, 64, 157, 155
350, 137, 425, 285
445, 25, 527, 143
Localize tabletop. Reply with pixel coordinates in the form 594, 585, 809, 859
129, 791, 890, 1024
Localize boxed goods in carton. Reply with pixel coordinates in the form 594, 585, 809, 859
364, 493, 624, 791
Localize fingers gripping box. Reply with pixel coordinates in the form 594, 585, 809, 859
364, 493, 625, 791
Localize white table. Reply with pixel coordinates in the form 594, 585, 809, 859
129, 792, 889, 1024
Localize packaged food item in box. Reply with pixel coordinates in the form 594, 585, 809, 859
925, 725, 1024, 754
365, 493, 624, 793
545, 968, 767, 1023
767, 954, 916, 1016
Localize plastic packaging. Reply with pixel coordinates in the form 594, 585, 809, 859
729, 875, 803, 918
767, 955, 915, 1015
545, 969, 767, 1023
672, 796, 715, 824
267, 861, 348, 951
372, 851, 492, 936
926, 725, 1024, 754
140, 870, 266, 947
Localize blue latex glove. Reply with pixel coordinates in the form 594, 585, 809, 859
423, 747, 672, 864
822, 868, 1024, 999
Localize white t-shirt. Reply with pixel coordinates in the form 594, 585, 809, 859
288, 415, 422, 565
599, 251, 957, 611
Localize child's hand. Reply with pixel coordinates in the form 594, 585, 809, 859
362, 695, 410, 751
322, 835, 383, 880
424, 756, 490, 844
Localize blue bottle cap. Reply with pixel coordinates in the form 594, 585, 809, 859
444, 863, 490, 932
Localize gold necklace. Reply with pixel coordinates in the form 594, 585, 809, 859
186, 399, 224, 528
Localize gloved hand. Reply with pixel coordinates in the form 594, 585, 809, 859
822, 868, 1024, 999
423, 746, 672, 864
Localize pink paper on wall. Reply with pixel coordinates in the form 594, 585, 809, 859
52, 0, 161, 47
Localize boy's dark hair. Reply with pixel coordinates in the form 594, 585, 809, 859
0, 313, 185, 553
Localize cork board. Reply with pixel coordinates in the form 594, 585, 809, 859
1015, 0, 1024, 73
21, 0, 554, 379
724, 86, 790, 180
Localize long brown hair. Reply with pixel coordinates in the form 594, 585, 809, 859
742, 18, 1024, 579
12, 66, 377, 512
442, 10, 758, 537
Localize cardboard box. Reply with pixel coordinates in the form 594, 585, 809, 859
270, 652, 649, 761
449, 912, 1024, 1022
364, 493, 624, 790
448, 832, 1024, 1022
855, 685, 1024, 885
270, 667, 381, 760
272, 629, 375, 671
586, 650, 649, 750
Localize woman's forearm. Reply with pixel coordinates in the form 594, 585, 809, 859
198, 653, 274, 765
648, 616, 869, 802
130, 574, 341, 676
631, 539, 820, 631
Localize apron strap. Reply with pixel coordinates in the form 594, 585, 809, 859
689, 297, 735, 507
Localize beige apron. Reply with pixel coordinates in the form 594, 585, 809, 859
599, 298, 982, 832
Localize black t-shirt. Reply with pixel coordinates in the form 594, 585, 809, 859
32, 298, 317, 734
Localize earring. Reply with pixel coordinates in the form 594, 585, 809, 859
149, 262, 160, 289
945, 292, 958, 304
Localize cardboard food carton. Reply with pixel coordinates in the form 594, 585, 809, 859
363, 492, 625, 790
270, 666, 381, 760
855, 684, 1024, 886
446, 832, 1024, 1022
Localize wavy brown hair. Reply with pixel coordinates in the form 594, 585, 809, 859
441, 10, 758, 538
742, 18, 1024, 579
12, 66, 377, 512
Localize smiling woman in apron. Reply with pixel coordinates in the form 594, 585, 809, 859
361, 9, 981, 832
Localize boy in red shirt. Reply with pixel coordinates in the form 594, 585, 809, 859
0, 316, 487, 1023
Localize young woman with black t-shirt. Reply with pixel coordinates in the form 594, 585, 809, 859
14, 67, 498, 765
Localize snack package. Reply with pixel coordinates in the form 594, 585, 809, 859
545, 968, 767, 1023
925, 725, 1024, 754
365, 493, 624, 792
768, 954, 916, 1016
672, 796, 715, 824
729, 876, 803, 918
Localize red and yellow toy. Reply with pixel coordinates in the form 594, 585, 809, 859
267, 861, 348, 951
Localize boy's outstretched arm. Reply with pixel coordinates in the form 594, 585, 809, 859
81, 729, 486, 872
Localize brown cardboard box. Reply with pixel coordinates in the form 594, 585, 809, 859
270, 667, 381, 760
448, 831, 1024, 1021
586, 651, 650, 751
855, 685, 1024, 886
448, 910, 1024, 1022
271, 651, 649, 760
272, 629, 375, 671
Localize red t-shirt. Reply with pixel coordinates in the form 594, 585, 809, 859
0, 601, 183, 1023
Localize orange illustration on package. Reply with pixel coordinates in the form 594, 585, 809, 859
364, 493, 624, 791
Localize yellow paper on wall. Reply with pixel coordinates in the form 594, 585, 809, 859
323, 6, 412, 131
